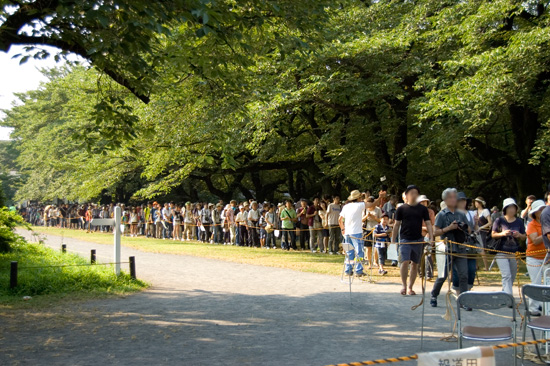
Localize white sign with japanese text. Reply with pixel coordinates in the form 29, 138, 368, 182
417, 346, 495, 366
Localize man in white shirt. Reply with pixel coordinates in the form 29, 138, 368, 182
339, 190, 366, 276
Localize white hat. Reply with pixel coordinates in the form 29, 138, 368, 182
529, 200, 546, 218
417, 195, 430, 204
348, 190, 362, 201
502, 198, 518, 213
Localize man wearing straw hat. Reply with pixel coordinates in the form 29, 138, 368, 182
339, 190, 366, 276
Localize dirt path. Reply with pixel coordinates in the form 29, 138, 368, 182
0, 231, 525, 365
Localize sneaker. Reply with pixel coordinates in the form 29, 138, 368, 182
329, 251, 334, 255
391, 261, 398, 267
344, 271, 353, 276
382, 270, 388, 275
355, 272, 365, 277
430, 296, 437, 307
530, 312, 542, 317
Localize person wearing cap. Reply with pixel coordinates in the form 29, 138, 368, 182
339, 190, 367, 276
418, 195, 435, 281
525, 199, 547, 316
491, 198, 526, 295
430, 188, 470, 307
373, 213, 391, 275
473, 197, 492, 271
392, 185, 433, 295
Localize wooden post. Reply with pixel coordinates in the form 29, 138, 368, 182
114, 206, 121, 275
129, 256, 136, 279
10, 261, 17, 289
91, 249, 96, 264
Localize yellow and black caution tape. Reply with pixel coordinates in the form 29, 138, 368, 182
326, 338, 550, 366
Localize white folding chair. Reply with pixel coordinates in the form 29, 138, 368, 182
522, 284, 550, 364
457, 292, 517, 366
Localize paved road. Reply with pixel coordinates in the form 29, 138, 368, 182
0, 230, 529, 365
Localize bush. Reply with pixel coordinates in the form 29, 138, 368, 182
0, 207, 27, 253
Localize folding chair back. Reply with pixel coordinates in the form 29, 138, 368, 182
457, 292, 517, 365
457, 292, 515, 320
341, 242, 354, 255
522, 284, 550, 304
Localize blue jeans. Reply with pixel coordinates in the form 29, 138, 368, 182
345, 233, 364, 274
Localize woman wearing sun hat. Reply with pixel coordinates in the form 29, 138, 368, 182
491, 198, 526, 295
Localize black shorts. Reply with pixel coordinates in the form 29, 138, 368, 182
363, 230, 374, 248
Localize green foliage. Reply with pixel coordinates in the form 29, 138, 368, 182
0, 238, 146, 299
2, 0, 550, 204
0, 208, 27, 253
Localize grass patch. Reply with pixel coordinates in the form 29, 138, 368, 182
0, 234, 147, 308
32, 227, 530, 288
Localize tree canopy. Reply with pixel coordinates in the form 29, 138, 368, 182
2, 0, 550, 205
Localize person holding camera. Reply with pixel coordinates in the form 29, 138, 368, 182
430, 188, 470, 308
492, 198, 526, 295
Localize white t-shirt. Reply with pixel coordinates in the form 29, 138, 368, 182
339, 202, 366, 235
327, 203, 342, 226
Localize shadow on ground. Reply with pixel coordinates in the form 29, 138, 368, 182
0, 287, 523, 366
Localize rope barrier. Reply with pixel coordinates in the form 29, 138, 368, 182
17, 262, 129, 269
325, 339, 550, 366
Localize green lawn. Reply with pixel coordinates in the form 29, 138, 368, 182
0, 235, 147, 308
31, 227, 525, 288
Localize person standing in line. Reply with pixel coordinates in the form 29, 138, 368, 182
373, 213, 391, 275
455, 192, 477, 293
297, 199, 310, 250
307, 197, 322, 253
327, 196, 342, 255
492, 198, 526, 295
339, 190, 366, 277
362, 196, 382, 269
247, 201, 260, 248
491, 206, 502, 223
280, 199, 297, 250
521, 195, 537, 225
473, 197, 492, 271
318, 201, 329, 253
418, 195, 435, 281
382, 195, 398, 223
211, 203, 223, 244
235, 205, 248, 247
265, 204, 277, 249
430, 188, 470, 307
525, 199, 547, 316
391, 185, 433, 296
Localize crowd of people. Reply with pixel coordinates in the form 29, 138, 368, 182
22, 184, 550, 313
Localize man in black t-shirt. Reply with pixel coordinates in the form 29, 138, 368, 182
391, 185, 433, 296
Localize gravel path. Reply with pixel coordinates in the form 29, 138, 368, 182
0, 231, 528, 365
